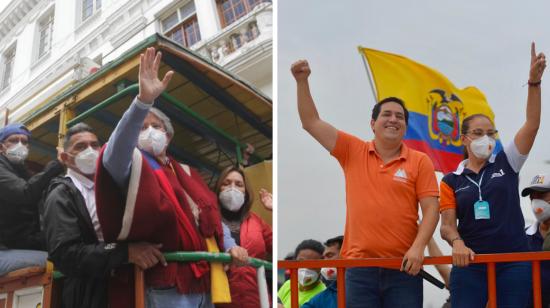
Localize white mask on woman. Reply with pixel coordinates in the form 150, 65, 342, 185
75, 147, 99, 175
138, 126, 167, 156
469, 135, 496, 159
219, 187, 245, 212
5, 142, 28, 164
298, 268, 319, 287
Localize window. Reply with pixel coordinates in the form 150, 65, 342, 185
217, 0, 270, 27
162, 2, 201, 48
1, 46, 16, 90
38, 13, 54, 59
82, 0, 101, 22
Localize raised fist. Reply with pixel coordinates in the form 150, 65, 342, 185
291, 60, 311, 82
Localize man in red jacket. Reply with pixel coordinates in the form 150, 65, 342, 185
95, 47, 248, 307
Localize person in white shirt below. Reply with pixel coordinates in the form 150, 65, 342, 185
43, 123, 164, 308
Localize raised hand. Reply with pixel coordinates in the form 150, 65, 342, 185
291, 59, 311, 82
530, 42, 546, 83
259, 188, 272, 211
138, 47, 174, 104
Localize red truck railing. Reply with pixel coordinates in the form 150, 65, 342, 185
278, 251, 550, 308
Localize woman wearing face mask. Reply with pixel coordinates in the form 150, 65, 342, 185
439, 43, 546, 307
0, 123, 64, 276
215, 166, 272, 308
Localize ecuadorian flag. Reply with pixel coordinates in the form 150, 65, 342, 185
358, 47, 502, 173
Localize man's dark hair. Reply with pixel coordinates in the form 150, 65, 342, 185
294, 239, 324, 258
371, 97, 409, 125
63, 123, 95, 150
324, 235, 344, 249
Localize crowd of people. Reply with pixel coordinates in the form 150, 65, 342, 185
0, 47, 273, 308
278, 236, 343, 308
282, 42, 550, 307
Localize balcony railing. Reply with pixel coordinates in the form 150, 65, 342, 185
196, 2, 272, 66
278, 251, 550, 308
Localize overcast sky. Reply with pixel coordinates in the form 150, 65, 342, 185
277, 1, 550, 306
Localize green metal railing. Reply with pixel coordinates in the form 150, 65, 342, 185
52, 251, 272, 278
164, 252, 272, 270
65, 83, 262, 165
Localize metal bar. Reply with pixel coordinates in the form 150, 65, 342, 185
160, 91, 263, 162
134, 266, 145, 308
68, 85, 264, 166
163, 252, 272, 270
236, 144, 242, 165
337, 267, 346, 308
66, 84, 139, 126
487, 262, 497, 308
278, 251, 550, 269
58, 107, 74, 148
74, 101, 220, 175
41, 276, 53, 308
533, 260, 542, 308
358, 46, 379, 103
161, 51, 272, 139
290, 268, 298, 308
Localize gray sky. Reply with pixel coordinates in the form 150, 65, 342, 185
278, 1, 550, 306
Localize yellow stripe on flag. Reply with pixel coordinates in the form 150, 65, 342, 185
359, 46, 494, 119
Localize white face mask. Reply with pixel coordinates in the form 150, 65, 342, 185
74, 147, 99, 175
219, 187, 245, 212
5, 142, 28, 164
138, 126, 167, 156
298, 268, 319, 287
531, 199, 550, 223
469, 134, 495, 159
320, 267, 337, 281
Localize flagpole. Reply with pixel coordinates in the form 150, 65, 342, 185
358, 46, 379, 104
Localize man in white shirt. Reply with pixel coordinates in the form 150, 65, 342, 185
43, 123, 165, 308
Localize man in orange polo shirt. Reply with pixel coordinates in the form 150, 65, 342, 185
291, 59, 440, 307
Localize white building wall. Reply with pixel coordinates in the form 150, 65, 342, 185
195, 0, 221, 39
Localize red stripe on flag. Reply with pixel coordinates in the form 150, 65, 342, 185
404, 139, 463, 174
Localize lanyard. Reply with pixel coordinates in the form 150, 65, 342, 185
464, 170, 485, 201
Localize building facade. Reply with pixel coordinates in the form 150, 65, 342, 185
0, 0, 272, 124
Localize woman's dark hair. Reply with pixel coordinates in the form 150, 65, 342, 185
461, 114, 494, 159
215, 165, 253, 220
